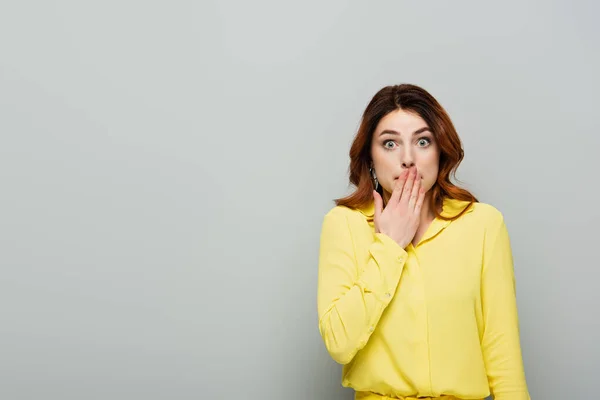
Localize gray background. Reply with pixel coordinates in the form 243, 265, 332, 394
1, 1, 598, 399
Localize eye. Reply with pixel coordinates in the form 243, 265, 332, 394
383, 140, 396, 150
417, 137, 431, 147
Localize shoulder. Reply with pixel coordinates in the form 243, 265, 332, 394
318, 205, 371, 245
323, 204, 368, 223
442, 197, 506, 232
467, 201, 507, 233
321, 204, 373, 232
469, 201, 504, 221
443, 198, 504, 224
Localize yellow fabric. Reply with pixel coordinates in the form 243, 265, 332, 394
317, 198, 530, 400
356, 393, 479, 400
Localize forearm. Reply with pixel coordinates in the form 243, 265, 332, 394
318, 232, 407, 364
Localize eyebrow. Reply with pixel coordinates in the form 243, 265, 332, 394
378, 127, 431, 137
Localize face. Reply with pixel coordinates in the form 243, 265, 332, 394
370, 108, 440, 203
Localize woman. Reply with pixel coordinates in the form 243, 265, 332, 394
317, 84, 530, 400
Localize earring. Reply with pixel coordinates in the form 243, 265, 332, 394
370, 166, 379, 191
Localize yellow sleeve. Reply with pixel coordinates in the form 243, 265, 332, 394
481, 216, 530, 400
317, 207, 407, 365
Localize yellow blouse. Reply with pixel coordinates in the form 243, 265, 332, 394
317, 198, 530, 400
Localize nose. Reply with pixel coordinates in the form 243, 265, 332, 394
401, 147, 415, 169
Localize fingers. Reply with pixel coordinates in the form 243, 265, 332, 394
408, 173, 422, 210
373, 190, 383, 221
389, 169, 409, 204
414, 186, 426, 214
400, 167, 418, 205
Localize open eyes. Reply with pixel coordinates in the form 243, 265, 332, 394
417, 138, 431, 147
383, 140, 396, 149
383, 137, 432, 149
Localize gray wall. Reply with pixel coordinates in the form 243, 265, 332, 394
1, 1, 598, 399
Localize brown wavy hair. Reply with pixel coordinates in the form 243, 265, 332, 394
334, 83, 477, 221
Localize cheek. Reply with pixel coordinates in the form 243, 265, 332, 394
373, 151, 395, 171
424, 149, 440, 168
419, 159, 438, 173
419, 154, 440, 181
